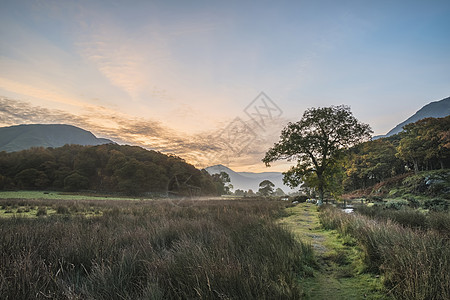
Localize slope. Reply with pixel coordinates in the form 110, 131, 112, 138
0, 124, 114, 152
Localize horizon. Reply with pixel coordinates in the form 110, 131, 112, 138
1, 0, 449, 172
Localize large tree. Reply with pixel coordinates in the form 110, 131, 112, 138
263, 105, 372, 203
258, 180, 275, 196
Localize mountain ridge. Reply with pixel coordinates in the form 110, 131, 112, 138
375, 96, 450, 139
0, 124, 114, 152
205, 164, 295, 193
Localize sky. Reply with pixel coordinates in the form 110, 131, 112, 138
0, 0, 449, 172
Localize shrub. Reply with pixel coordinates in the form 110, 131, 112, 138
36, 207, 47, 216
423, 198, 449, 212
56, 205, 70, 214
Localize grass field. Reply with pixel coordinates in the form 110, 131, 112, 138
2, 194, 447, 299
0, 190, 138, 201
0, 197, 315, 299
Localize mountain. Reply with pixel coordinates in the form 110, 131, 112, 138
0, 124, 114, 152
205, 164, 295, 193
375, 96, 450, 139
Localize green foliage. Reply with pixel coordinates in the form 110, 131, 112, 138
396, 116, 450, 173
0, 144, 219, 196
264, 105, 372, 202
64, 172, 89, 191
15, 168, 49, 189
258, 179, 275, 196
343, 139, 405, 191
211, 171, 232, 195
423, 198, 449, 212
36, 206, 47, 216
341, 116, 450, 196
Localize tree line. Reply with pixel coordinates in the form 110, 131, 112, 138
264, 105, 449, 202
0, 144, 224, 196
343, 115, 449, 192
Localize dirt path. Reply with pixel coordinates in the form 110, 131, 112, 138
278, 203, 388, 299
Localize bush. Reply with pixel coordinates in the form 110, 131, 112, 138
36, 207, 47, 216
56, 205, 70, 214
423, 198, 449, 212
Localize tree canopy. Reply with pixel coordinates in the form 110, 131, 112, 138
258, 180, 275, 196
396, 116, 450, 173
263, 105, 372, 203
0, 144, 220, 196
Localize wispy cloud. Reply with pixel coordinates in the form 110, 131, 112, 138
0, 97, 288, 171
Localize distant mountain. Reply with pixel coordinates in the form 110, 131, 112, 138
0, 124, 114, 152
205, 164, 295, 193
375, 96, 450, 139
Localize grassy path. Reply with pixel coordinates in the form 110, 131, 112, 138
279, 203, 388, 299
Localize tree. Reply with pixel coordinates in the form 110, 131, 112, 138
273, 187, 286, 196
246, 189, 255, 197
15, 168, 49, 189
343, 139, 404, 191
234, 189, 245, 196
63, 172, 89, 191
211, 171, 233, 195
263, 105, 372, 204
397, 116, 450, 172
259, 180, 275, 196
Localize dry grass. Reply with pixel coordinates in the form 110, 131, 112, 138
0, 198, 314, 299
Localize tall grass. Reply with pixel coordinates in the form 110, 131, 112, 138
0, 199, 314, 299
355, 205, 450, 236
319, 205, 450, 300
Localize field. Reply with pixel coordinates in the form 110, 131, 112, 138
0, 197, 315, 299
1, 194, 449, 299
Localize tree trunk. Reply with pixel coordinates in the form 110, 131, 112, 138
317, 171, 325, 205
413, 159, 419, 174
317, 189, 324, 205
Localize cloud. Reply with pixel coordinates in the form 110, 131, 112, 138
0, 96, 290, 171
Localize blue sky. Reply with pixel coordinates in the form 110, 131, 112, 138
0, 0, 449, 171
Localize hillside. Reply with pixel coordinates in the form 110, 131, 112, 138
206, 164, 294, 193
375, 96, 450, 139
0, 124, 114, 152
0, 144, 218, 196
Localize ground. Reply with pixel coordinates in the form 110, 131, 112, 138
279, 203, 389, 299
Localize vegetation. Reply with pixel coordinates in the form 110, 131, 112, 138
397, 116, 450, 173
210, 171, 233, 195
0, 144, 222, 196
279, 203, 387, 299
258, 179, 275, 196
343, 116, 450, 195
0, 198, 315, 299
319, 205, 450, 299
263, 105, 372, 203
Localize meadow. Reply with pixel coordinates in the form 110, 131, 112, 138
0, 197, 315, 299
319, 204, 450, 300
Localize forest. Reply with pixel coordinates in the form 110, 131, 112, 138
341, 116, 449, 193
0, 144, 222, 196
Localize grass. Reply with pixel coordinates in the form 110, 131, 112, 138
319, 205, 450, 299
0, 198, 315, 299
355, 204, 450, 236
0, 190, 138, 201
279, 203, 387, 299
